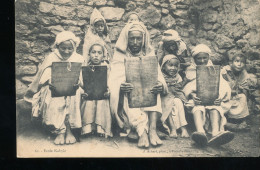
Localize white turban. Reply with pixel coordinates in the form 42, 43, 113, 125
53, 31, 81, 48
191, 44, 211, 58
161, 54, 179, 69
162, 29, 181, 42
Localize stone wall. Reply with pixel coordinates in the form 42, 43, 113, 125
16, 0, 260, 109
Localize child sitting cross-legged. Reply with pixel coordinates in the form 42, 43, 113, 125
160, 54, 190, 138
221, 52, 257, 131
80, 43, 112, 138
183, 44, 234, 147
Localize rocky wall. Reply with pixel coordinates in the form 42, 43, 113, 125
15, 0, 260, 111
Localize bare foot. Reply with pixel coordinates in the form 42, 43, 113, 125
169, 129, 178, 138
149, 129, 162, 146
54, 133, 65, 145
138, 131, 149, 148
65, 128, 76, 144
180, 127, 189, 138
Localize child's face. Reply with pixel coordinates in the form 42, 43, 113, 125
163, 58, 179, 76
194, 52, 209, 65
128, 30, 143, 55
57, 40, 74, 60
164, 40, 178, 54
128, 14, 139, 23
94, 20, 105, 36
89, 45, 104, 65
231, 56, 245, 72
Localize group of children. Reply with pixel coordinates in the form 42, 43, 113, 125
24, 9, 257, 148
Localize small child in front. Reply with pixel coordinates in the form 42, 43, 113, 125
24, 31, 84, 145
221, 52, 257, 131
160, 54, 189, 138
80, 43, 112, 138
183, 44, 234, 146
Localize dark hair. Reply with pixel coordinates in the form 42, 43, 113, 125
89, 44, 105, 55
230, 52, 246, 64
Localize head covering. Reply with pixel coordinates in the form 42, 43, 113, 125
126, 12, 141, 23
162, 29, 181, 42
161, 54, 180, 69
186, 44, 213, 80
89, 8, 108, 36
161, 29, 187, 56
53, 31, 80, 49
191, 44, 211, 58
115, 22, 153, 56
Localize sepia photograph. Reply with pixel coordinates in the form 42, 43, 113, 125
16, 0, 260, 157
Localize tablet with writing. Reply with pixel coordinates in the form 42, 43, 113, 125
125, 56, 158, 108
82, 65, 107, 100
51, 62, 82, 97
196, 65, 220, 105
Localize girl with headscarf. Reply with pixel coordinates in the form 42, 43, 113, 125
157, 29, 191, 78
80, 41, 112, 138
160, 54, 189, 138
82, 8, 112, 64
183, 44, 234, 147
24, 31, 84, 145
109, 22, 168, 148
221, 52, 257, 131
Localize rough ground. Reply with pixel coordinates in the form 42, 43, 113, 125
17, 101, 260, 157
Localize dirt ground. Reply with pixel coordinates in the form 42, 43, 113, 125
16, 100, 260, 157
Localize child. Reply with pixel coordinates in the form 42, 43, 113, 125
221, 52, 257, 131
24, 31, 84, 145
126, 12, 141, 23
83, 8, 112, 63
80, 43, 112, 138
157, 29, 191, 78
183, 44, 234, 146
160, 54, 189, 138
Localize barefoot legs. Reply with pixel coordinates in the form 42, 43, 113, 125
137, 130, 149, 148
148, 111, 162, 146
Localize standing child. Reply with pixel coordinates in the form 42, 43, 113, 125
83, 8, 112, 63
80, 42, 112, 138
183, 44, 234, 146
126, 12, 141, 23
221, 52, 257, 131
24, 31, 84, 145
160, 54, 190, 138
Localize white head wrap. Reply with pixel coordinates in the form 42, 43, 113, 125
161, 54, 180, 69
53, 31, 80, 49
191, 44, 211, 58
162, 29, 181, 42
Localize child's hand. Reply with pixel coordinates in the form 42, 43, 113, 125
81, 93, 88, 100
150, 81, 163, 94
120, 83, 134, 93
192, 95, 202, 105
214, 98, 222, 106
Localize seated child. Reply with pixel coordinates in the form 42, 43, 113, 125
221, 52, 257, 131
83, 8, 112, 63
157, 29, 191, 78
80, 43, 112, 138
183, 44, 234, 146
160, 54, 189, 138
24, 31, 84, 145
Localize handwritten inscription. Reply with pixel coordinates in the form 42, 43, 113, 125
125, 56, 158, 108
51, 62, 82, 97
196, 65, 220, 105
